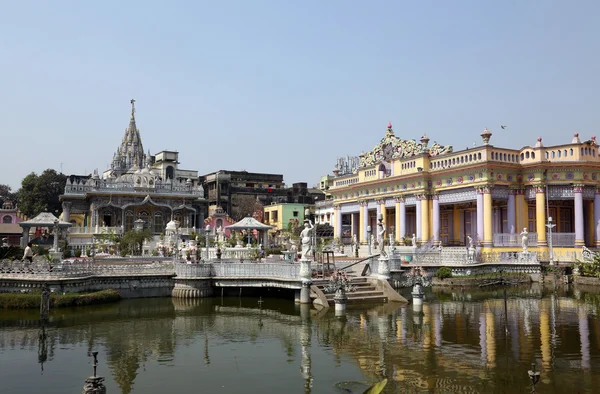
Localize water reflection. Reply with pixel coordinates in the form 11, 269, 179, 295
0, 286, 599, 393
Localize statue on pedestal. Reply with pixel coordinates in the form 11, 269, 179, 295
520, 228, 529, 252
377, 220, 386, 257
300, 220, 314, 260
411, 233, 417, 247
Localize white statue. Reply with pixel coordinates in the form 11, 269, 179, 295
520, 228, 529, 252
300, 220, 314, 260
510, 225, 515, 234
411, 233, 417, 247
377, 221, 386, 256
216, 226, 225, 243
467, 235, 473, 249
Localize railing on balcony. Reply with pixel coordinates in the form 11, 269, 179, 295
69, 226, 124, 235
315, 200, 334, 208
493, 232, 576, 247
493, 233, 539, 247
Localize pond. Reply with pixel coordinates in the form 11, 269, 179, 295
1, 284, 599, 393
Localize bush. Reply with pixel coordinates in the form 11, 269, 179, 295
435, 267, 452, 279
63, 249, 72, 259
74, 249, 82, 258
0, 290, 121, 309
266, 247, 283, 255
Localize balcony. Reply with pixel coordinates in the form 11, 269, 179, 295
493, 232, 576, 247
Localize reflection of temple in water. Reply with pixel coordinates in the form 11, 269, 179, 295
1, 289, 600, 393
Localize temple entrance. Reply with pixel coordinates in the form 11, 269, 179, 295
440, 212, 450, 245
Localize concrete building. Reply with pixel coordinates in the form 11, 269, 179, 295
263, 203, 308, 232
327, 122, 600, 257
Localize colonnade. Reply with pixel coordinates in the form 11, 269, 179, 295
332, 184, 600, 249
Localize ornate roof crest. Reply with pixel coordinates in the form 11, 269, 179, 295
359, 124, 452, 168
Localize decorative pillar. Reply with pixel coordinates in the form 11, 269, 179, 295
62, 202, 72, 223
420, 194, 430, 244
574, 184, 585, 247
334, 206, 342, 239
507, 190, 516, 233
476, 189, 484, 244
482, 186, 493, 248
595, 189, 600, 247
535, 185, 547, 248
395, 196, 405, 242
360, 202, 368, 243
350, 212, 357, 239
515, 188, 526, 232
432, 194, 440, 246
415, 197, 422, 240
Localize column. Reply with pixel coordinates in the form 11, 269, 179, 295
595, 189, 600, 247
574, 184, 584, 247
62, 202, 72, 223
379, 200, 386, 221
476, 189, 484, 244
535, 185, 547, 247
361, 202, 369, 243
420, 195, 430, 244
334, 206, 342, 239
507, 190, 516, 233
432, 194, 440, 245
515, 188, 526, 232
416, 198, 422, 240
350, 212, 358, 239
396, 197, 405, 241
483, 186, 493, 248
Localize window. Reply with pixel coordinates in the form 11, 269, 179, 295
293, 211, 299, 217
166, 166, 174, 179
125, 211, 134, 232
154, 212, 163, 233
2, 215, 11, 224
528, 207, 536, 232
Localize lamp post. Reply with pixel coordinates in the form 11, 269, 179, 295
367, 225, 372, 256
546, 216, 556, 266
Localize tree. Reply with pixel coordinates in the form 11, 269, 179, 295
0, 184, 17, 207
120, 229, 153, 256
17, 169, 67, 218
231, 194, 261, 221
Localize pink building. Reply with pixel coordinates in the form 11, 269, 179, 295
0, 201, 27, 246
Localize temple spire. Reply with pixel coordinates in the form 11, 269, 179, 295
130, 98, 136, 118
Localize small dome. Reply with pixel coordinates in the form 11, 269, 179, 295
165, 220, 179, 232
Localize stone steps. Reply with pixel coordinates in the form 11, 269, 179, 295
311, 277, 388, 306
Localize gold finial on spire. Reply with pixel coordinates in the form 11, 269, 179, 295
130, 98, 136, 117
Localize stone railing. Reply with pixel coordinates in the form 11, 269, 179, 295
493, 233, 539, 247
0, 260, 175, 278
64, 182, 203, 196
200, 247, 256, 260
479, 252, 538, 264
69, 226, 124, 235
175, 262, 300, 280
549, 233, 576, 247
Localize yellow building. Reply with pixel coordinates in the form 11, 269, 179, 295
328, 123, 600, 258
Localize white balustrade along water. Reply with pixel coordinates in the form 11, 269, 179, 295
0, 260, 175, 278
200, 247, 255, 260
211, 263, 300, 279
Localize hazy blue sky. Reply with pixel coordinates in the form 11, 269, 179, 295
2, 1, 599, 190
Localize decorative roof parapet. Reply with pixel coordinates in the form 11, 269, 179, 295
359, 123, 452, 168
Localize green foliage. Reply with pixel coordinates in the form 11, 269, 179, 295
575, 255, 600, 278
0, 246, 23, 260
0, 183, 18, 207
120, 229, 154, 256
63, 249, 72, 258
33, 245, 49, 256
0, 290, 120, 309
266, 247, 283, 255
74, 249, 82, 258
435, 267, 453, 279
17, 169, 67, 218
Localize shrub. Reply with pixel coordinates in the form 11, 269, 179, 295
74, 249, 82, 258
435, 267, 452, 279
63, 249, 72, 259
266, 247, 283, 255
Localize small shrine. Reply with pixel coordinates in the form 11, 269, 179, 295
203, 207, 236, 238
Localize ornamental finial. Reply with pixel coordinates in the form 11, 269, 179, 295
387, 122, 392, 129
130, 98, 136, 117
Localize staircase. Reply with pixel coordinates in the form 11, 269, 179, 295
311, 277, 389, 306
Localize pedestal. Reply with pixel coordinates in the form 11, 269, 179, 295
82, 376, 106, 394
411, 283, 424, 306
377, 255, 390, 280
49, 251, 62, 263
299, 258, 312, 284
334, 288, 347, 315
300, 283, 311, 304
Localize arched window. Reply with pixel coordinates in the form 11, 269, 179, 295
545, 152, 549, 159
154, 212, 163, 233
564, 149, 567, 157
552, 151, 555, 159
531, 152, 535, 159
166, 166, 175, 180
521, 153, 524, 161
526, 152, 530, 159
125, 211, 134, 232
2, 215, 11, 224
558, 150, 561, 158
478, 153, 482, 160
570, 148, 574, 156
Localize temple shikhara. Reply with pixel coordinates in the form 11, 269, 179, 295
60, 100, 206, 248
328, 123, 600, 256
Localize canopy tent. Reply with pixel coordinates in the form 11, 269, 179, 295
226, 216, 273, 247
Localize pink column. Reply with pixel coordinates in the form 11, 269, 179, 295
476, 188, 484, 244
432, 194, 440, 245
595, 188, 600, 247
574, 184, 585, 247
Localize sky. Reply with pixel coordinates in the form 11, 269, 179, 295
1, 0, 599, 191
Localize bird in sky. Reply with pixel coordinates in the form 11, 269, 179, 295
501, 125, 507, 130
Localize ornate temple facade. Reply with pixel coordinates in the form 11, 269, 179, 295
60, 100, 206, 247
329, 123, 600, 257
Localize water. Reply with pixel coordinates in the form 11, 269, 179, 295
1, 284, 600, 394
